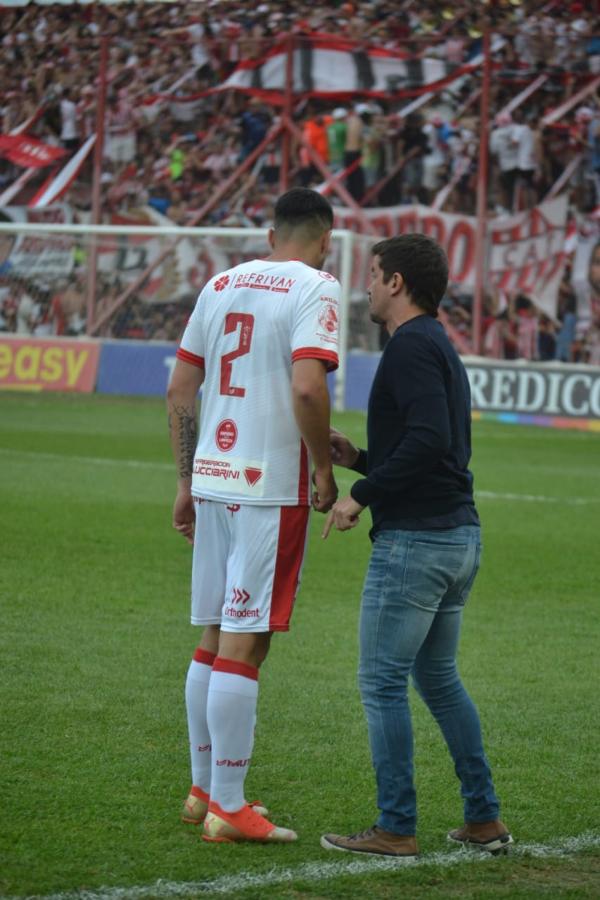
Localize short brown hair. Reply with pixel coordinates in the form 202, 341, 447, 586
372, 234, 449, 317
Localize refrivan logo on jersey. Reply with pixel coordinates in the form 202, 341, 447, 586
215, 418, 237, 452
233, 272, 296, 293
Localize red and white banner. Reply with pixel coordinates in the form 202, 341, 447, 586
0, 205, 75, 279
0, 168, 37, 207
217, 36, 482, 99
0, 134, 66, 169
334, 196, 569, 319
28, 134, 96, 208
141, 36, 492, 113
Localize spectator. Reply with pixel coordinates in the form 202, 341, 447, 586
238, 97, 270, 162
538, 315, 557, 361
59, 87, 79, 153
327, 108, 347, 174
397, 113, 428, 203
490, 112, 519, 212
344, 105, 366, 201
513, 110, 540, 210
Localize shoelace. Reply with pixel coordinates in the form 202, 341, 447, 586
347, 826, 379, 842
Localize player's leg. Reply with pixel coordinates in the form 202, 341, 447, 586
181, 501, 227, 825
410, 527, 512, 853
203, 505, 309, 844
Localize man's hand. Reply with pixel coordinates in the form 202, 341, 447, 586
330, 428, 360, 468
312, 467, 338, 513
173, 487, 195, 545
322, 495, 364, 538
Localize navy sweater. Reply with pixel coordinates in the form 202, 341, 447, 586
350, 315, 479, 536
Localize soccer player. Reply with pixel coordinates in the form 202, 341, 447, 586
167, 188, 340, 844
320, 235, 512, 858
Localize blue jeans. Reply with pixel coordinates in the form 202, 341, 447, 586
358, 525, 500, 836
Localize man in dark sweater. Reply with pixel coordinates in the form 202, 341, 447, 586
320, 235, 512, 859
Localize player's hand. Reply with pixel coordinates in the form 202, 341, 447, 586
330, 428, 360, 468
173, 488, 195, 545
312, 467, 338, 513
322, 495, 364, 539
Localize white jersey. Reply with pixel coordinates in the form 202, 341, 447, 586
177, 258, 340, 506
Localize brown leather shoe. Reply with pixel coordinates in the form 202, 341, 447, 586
321, 826, 418, 858
448, 819, 513, 854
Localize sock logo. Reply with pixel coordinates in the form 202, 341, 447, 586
197, 743, 211, 752
215, 758, 251, 767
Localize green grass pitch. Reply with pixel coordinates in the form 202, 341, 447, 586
1, 392, 599, 899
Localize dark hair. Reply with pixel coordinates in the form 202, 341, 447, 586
273, 188, 333, 239
371, 234, 449, 317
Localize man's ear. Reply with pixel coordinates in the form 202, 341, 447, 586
390, 271, 405, 296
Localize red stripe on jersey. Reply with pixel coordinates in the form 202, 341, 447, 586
213, 656, 259, 681
193, 648, 216, 666
292, 348, 338, 372
176, 347, 205, 368
269, 507, 310, 632
298, 439, 309, 505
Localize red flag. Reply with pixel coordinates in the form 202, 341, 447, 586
0, 134, 67, 168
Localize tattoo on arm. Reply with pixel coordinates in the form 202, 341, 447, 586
169, 404, 198, 478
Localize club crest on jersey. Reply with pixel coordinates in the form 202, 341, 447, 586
216, 419, 237, 452
318, 303, 338, 334
318, 271, 337, 282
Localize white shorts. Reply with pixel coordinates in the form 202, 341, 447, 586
191, 499, 310, 633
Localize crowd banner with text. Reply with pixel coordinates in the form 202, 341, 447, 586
0, 336, 100, 392
334, 196, 569, 319
463, 357, 600, 428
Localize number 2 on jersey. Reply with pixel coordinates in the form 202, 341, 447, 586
220, 312, 255, 397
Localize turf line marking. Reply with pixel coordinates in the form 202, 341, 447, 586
0, 448, 173, 471
4, 832, 599, 900
1, 448, 599, 506
476, 490, 600, 506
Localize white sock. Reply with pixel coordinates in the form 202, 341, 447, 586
185, 648, 215, 793
207, 657, 259, 813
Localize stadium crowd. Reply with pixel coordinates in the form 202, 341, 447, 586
1, 0, 600, 362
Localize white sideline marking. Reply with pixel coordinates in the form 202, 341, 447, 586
1, 448, 599, 506
476, 490, 600, 506
0, 448, 172, 471
3, 833, 599, 900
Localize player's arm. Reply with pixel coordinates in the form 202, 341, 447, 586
292, 358, 337, 513
167, 358, 205, 544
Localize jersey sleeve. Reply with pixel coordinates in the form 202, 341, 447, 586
290, 273, 340, 372
176, 290, 206, 368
